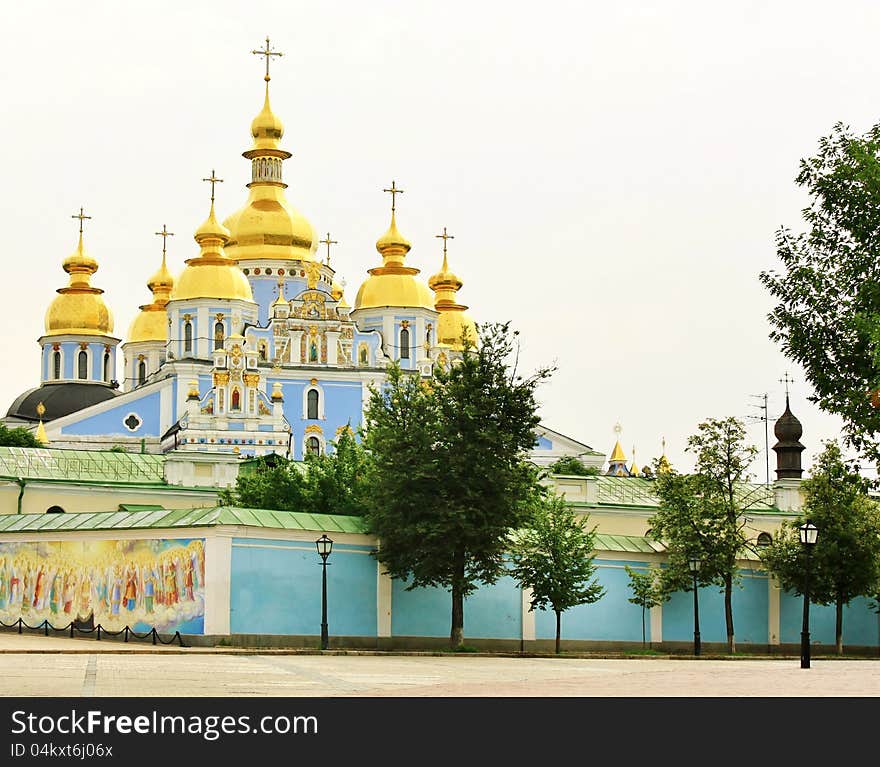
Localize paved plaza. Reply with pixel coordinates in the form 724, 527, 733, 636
0, 634, 878, 696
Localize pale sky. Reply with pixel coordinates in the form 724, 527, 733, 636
2, 0, 877, 477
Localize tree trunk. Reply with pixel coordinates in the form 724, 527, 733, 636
555, 610, 562, 655
449, 552, 465, 650
836, 598, 844, 656
725, 574, 735, 654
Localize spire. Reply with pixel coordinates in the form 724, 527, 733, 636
657, 437, 672, 473
35, 402, 48, 446
428, 227, 475, 349
249, 37, 285, 153
773, 388, 805, 480
606, 423, 629, 476
629, 446, 640, 477
127, 226, 176, 344
375, 181, 412, 266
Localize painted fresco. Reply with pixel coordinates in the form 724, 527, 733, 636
0, 538, 205, 634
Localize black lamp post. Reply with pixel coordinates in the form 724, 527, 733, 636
316, 534, 333, 650
799, 522, 818, 669
688, 555, 701, 657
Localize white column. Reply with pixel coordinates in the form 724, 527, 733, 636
649, 562, 663, 643
521, 587, 536, 643
204, 533, 232, 635
768, 574, 781, 645
377, 564, 392, 638
197, 306, 209, 359
326, 331, 340, 365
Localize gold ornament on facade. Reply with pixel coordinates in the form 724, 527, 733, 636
305, 424, 323, 434
244, 373, 260, 388
213, 372, 230, 387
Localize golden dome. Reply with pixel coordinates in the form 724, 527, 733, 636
331, 279, 350, 309
128, 249, 173, 344
171, 203, 254, 302
429, 247, 475, 349
223, 80, 317, 262
45, 233, 114, 336
354, 212, 435, 311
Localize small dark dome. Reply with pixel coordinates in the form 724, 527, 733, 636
6, 382, 120, 422
774, 401, 803, 443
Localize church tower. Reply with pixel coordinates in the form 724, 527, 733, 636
40, 210, 119, 388
772, 393, 805, 479
351, 182, 438, 373
122, 226, 174, 391
428, 227, 476, 368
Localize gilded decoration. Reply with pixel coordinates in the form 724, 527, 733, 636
305, 424, 323, 435
243, 373, 260, 388
213, 372, 230, 387
305, 261, 321, 290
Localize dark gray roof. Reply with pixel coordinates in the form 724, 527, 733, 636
6, 382, 120, 422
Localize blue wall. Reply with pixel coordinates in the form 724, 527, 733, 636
535, 560, 649, 642
780, 592, 880, 646
230, 538, 377, 637
61, 389, 161, 436
662, 570, 769, 644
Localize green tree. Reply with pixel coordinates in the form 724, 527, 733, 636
511, 493, 604, 654
302, 427, 370, 516
761, 440, 880, 654
362, 322, 553, 649
0, 424, 44, 448
547, 456, 599, 476
759, 121, 880, 465
648, 417, 759, 654
219, 454, 309, 511
624, 565, 667, 648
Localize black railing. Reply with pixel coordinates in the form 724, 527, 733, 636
0, 617, 185, 646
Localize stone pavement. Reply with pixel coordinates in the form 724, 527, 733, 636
0, 634, 879, 696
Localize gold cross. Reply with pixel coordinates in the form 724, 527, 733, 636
155, 224, 174, 257
202, 170, 223, 204
779, 372, 795, 397
319, 232, 338, 265
252, 36, 283, 81
71, 207, 91, 235
435, 226, 454, 258
383, 181, 404, 213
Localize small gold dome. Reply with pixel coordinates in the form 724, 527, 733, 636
172, 204, 254, 302
354, 211, 435, 311
331, 279, 351, 309
45, 234, 114, 336
127, 309, 168, 344
429, 248, 474, 349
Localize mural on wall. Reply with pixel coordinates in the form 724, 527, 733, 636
0, 538, 205, 634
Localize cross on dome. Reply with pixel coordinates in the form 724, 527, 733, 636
252, 36, 283, 82
202, 170, 224, 204
320, 232, 338, 265
71, 207, 91, 235
383, 181, 404, 213
155, 224, 174, 256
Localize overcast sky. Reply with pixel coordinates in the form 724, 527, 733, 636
2, 1, 877, 476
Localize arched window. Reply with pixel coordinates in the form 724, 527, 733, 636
46, 506, 65, 514
103, 352, 111, 382
359, 346, 368, 365
309, 342, 318, 362
214, 322, 225, 351
137, 359, 146, 386
426, 328, 432, 347
307, 436, 321, 455
307, 389, 319, 420
183, 321, 193, 353
258, 342, 267, 361
77, 350, 88, 380
52, 350, 61, 380
231, 388, 241, 411
756, 532, 773, 548
400, 328, 410, 359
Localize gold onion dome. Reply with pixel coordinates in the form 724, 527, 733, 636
45, 233, 114, 336
128, 251, 174, 344
331, 279, 350, 309
354, 211, 435, 311
172, 203, 253, 302
429, 247, 476, 349
223, 78, 316, 262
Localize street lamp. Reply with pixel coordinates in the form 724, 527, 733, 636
316, 534, 333, 650
799, 522, 818, 669
688, 555, 701, 657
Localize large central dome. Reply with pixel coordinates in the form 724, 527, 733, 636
222, 80, 317, 262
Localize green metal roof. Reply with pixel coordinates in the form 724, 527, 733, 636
595, 476, 778, 511
0, 507, 368, 535
0, 447, 165, 484
593, 533, 665, 554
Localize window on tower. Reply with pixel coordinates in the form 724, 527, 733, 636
184, 321, 193, 353
400, 328, 410, 359
137, 359, 146, 386
52, 350, 61, 380
307, 436, 321, 455
214, 322, 225, 351
103, 352, 111, 383
307, 389, 319, 420
77, 350, 88, 380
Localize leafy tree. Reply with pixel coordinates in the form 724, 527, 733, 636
0, 424, 44, 448
511, 493, 605, 654
761, 440, 880, 654
624, 565, 667, 647
362, 322, 553, 649
220, 430, 371, 516
648, 417, 759, 653
546, 456, 599, 476
302, 426, 370, 516
759, 121, 880, 465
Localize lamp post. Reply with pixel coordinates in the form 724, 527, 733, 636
688, 555, 701, 657
316, 534, 333, 650
799, 522, 818, 669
